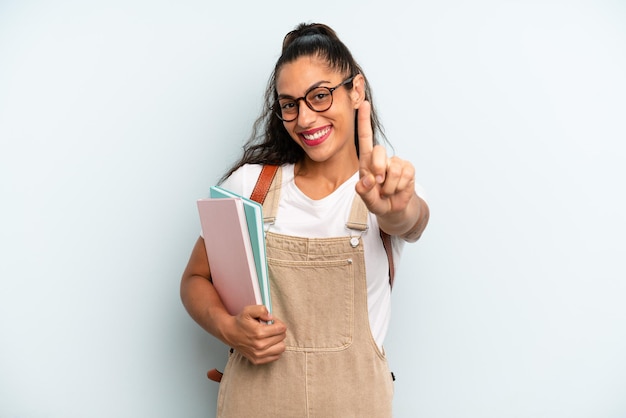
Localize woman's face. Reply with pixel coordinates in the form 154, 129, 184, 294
275, 55, 364, 165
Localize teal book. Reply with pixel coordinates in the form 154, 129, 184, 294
209, 186, 272, 315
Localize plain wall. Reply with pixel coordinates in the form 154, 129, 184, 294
1, 1, 625, 417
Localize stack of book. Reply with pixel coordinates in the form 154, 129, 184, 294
197, 186, 272, 316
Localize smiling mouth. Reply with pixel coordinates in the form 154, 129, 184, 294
300, 126, 331, 145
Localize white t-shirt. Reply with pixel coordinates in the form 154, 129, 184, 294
220, 163, 405, 348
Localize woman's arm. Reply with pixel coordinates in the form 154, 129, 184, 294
180, 237, 287, 365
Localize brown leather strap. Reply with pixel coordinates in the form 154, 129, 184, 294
250, 165, 279, 204
207, 368, 223, 383
380, 230, 395, 288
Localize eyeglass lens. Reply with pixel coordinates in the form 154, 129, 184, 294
278, 87, 333, 120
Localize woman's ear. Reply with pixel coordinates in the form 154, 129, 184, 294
351, 74, 366, 108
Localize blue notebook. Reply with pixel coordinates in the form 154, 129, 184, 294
209, 186, 272, 315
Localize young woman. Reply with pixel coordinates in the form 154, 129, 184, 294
181, 23, 429, 418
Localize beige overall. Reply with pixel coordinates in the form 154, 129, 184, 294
216, 168, 394, 418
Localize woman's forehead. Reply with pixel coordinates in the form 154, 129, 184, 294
276, 56, 340, 94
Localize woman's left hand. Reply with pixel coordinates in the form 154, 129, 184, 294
355, 101, 428, 241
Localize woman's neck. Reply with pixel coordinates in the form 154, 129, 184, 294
294, 156, 359, 200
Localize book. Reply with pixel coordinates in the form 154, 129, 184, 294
197, 198, 262, 316
209, 186, 272, 315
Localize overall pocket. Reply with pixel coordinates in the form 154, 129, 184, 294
268, 258, 354, 351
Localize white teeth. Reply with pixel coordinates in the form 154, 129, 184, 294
303, 127, 330, 141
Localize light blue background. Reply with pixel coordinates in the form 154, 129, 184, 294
1, 1, 625, 417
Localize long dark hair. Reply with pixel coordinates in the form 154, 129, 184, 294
219, 23, 386, 183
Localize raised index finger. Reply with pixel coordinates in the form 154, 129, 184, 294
357, 100, 374, 163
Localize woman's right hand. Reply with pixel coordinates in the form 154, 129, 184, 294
224, 305, 287, 365
181, 237, 287, 365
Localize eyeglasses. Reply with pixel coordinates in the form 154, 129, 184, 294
274, 76, 356, 122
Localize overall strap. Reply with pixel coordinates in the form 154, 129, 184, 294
346, 195, 396, 288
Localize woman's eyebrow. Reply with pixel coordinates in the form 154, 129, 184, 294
277, 80, 332, 99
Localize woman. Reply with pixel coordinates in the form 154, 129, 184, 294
181, 22, 429, 417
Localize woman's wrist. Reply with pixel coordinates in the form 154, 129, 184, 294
378, 193, 429, 242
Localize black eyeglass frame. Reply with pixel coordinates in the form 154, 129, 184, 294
273, 75, 356, 122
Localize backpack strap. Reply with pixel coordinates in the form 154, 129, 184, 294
380, 230, 395, 288
250, 165, 279, 204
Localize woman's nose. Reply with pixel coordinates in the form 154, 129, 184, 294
296, 100, 316, 126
